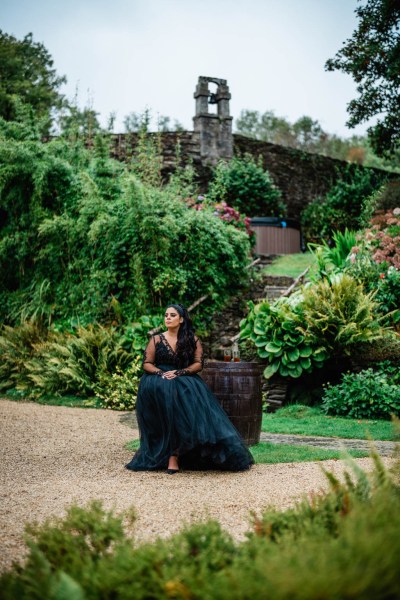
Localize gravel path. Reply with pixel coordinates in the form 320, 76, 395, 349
0, 399, 395, 573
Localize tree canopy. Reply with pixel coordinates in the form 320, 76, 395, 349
235, 108, 399, 171
0, 30, 66, 131
325, 0, 400, 157
236, 109, 366, 162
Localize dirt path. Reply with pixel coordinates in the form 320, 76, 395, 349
0, 399, 394, 573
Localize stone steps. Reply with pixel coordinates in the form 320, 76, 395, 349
206, 271, 295, 359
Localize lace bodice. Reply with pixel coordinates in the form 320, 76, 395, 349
142, 333, 204, 377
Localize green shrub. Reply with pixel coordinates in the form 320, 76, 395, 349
207, 154, 285, 217
373, 266, 400, 325
322, 366, 400, 419
240, 273, 382, 379
301, 166, 386, 243
2, 455, 400, 599
361, 180, 400, 224
94, 358, 142, 411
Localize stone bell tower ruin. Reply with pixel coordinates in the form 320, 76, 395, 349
193, 76, 233, 164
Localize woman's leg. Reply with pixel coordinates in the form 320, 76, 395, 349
167, 452, 179, 471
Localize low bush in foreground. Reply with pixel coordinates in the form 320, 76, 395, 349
1, 453, 399, 599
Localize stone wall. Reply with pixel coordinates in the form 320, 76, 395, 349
233, 135, 354, 220
110, 131, 200, 169
109, 130, 383, 220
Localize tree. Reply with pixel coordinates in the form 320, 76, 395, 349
235, 109, 365, 161
58, 105, 101, 140
235, 109, 295, 146
0, 30, 66, 131
123, 110, 184, 133
325, 0, 400, 157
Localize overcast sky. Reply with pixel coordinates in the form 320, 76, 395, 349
2, 0, 369, 137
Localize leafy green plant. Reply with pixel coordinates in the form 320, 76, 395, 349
322, 367, 400, 419
240, 298, 328, 379
207, 153, 285, 217
24, 325, 132, 397
373, 266, 400, 326
94, 357, 142, 410
309, 228, 358, 276
345, 246, 384, 289
120, 314, 164, 353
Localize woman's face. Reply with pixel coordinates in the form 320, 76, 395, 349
164, 307, 183, 329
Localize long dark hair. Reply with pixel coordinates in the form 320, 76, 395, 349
167, 303, 196, 368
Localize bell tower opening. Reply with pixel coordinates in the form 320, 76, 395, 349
193, 76, 233, 164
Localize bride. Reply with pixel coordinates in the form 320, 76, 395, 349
126, 303, 254, 474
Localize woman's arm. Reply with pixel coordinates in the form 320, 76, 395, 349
142, 336, 164, 377
175, 337, 205, 376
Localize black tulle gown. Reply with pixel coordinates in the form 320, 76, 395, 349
126, 333, 254, 472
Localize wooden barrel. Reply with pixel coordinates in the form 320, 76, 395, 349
201, 361, 263, 446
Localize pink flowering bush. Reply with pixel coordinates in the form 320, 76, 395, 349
346, 208, 400, 329
364, 209, 400, 269
185, 196, 255, 243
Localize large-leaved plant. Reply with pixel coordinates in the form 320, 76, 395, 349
240, 298, 328, 379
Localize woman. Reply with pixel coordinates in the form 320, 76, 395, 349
126, 303, 254, 473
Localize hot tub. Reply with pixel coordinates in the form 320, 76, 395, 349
250, 217, 302, 255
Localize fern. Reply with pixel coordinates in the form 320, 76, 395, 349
0, 323, 132, 397
300, 273, 383, 354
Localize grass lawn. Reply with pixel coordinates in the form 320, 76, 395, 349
262, 252, 317, 278
250, 443, 368, 463
126, 439, 368, 464
262, 405, 397, 441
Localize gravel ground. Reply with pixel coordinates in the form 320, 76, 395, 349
0, 398, 395, 573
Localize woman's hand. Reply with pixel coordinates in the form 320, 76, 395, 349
162, 370, 178, 380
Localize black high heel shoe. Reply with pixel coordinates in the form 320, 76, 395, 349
167, 468, 179, 474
